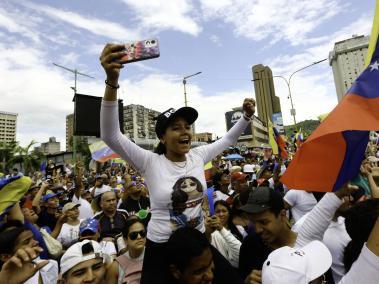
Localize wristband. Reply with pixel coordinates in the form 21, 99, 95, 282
105, 80, 120, 89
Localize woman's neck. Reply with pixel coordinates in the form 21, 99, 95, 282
129, 247, 144, 259
165, 152, 186, 162
67, 218, 80, 225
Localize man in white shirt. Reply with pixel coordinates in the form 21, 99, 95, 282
284, 189, 317, 222
90, 175, 111, 198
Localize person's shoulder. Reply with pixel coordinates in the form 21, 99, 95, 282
242, 232, 267, 249
93, 211, 104, 219
117, 209, 129, 217
142, 196, 150, 202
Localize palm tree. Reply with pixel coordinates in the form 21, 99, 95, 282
7, 140, 44, 176
0, 140, 19, 173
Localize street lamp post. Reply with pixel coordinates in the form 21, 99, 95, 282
53, 63, 95, 163
183, 72, 202, 107
252, 58, 327, 128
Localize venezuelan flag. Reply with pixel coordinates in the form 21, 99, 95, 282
0, 176, 32, 216
281, 1, 379, 192
268, 121, 279, 155
89, 140, 120, 163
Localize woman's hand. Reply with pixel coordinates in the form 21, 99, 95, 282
100, 44, 126, 83
243, 98, 256, 118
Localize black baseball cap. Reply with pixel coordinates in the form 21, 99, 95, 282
240, 187, 275, 214
155, 107, 198, 138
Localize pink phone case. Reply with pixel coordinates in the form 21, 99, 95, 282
120, 39, 160, 64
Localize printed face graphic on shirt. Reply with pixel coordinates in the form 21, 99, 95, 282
170, 176, 204, 231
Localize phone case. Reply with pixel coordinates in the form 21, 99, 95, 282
120, 39, 160, 64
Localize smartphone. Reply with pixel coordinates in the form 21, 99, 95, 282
119, 39, 160, 64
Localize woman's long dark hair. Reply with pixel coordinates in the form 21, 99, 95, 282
214, 200, 244, 241
154, 141, 166, 155
343, 198, 379, 272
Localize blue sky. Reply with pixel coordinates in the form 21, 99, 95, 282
0, 0, 375, 150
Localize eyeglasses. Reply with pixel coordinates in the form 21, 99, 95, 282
128, 230, 147, 240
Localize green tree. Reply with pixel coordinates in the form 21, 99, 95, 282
0, 140, 19, 173
7, 140, 44, 175
69, 136, 92, 167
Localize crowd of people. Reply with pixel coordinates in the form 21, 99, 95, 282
0, 43, 378, 284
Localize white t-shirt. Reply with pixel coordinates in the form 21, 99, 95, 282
323, 217, 351, 283
293, 214, 351, 283
57, 220, 83, 248
284, 190, 317, 222
24, 258, 58, 284
101, 100, 249, 243
72, 195, 94, 219
214, 190, 233, 202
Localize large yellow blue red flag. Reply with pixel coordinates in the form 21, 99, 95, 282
281, 1, 379, 192
89, 140, 120, 163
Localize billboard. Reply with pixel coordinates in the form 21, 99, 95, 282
272, 112, 284, 134
225, 110, 252, 136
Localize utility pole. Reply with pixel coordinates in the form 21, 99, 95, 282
183, 72, 202, 107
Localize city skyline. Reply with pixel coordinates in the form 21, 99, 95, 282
0, 0, 374, 150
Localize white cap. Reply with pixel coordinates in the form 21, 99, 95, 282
62, 202, 80, 214
230, 166, 242, 173
60, 240, 104, 275
93, 185, 112, 197
262, 240, 332, 284
243, 164, 255, 173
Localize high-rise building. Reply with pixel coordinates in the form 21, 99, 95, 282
329, 35, 369, 101
123, 104, 160, 147
0, 111, 17, 144
252, 64, 282, 127
66, 113, 90, 152
66, 114, 74, 151
35, 137, 60, 154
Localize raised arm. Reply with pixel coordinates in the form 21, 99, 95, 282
296, 184, 358, 247
195, 98, 255, 163
32, 182, 49, 214
367, 166, 379, 198
99, 44, 151, 173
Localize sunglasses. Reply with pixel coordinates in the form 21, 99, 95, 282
128, 230, 147, 240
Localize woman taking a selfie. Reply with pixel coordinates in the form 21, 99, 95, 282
99, 43, 254, 283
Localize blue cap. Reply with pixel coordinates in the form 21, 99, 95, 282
79, 218, 99, 235
42, 192, 60, 202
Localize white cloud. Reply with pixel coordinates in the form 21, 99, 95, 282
121, 0, 202, 36
20, 1, 140, 41
59, 52, 80, 66
261, 15, 372, 126
200, 0, 346, 45
210, 34, 222, 46
0, 6, 41, 43
268, 15, 372, 76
